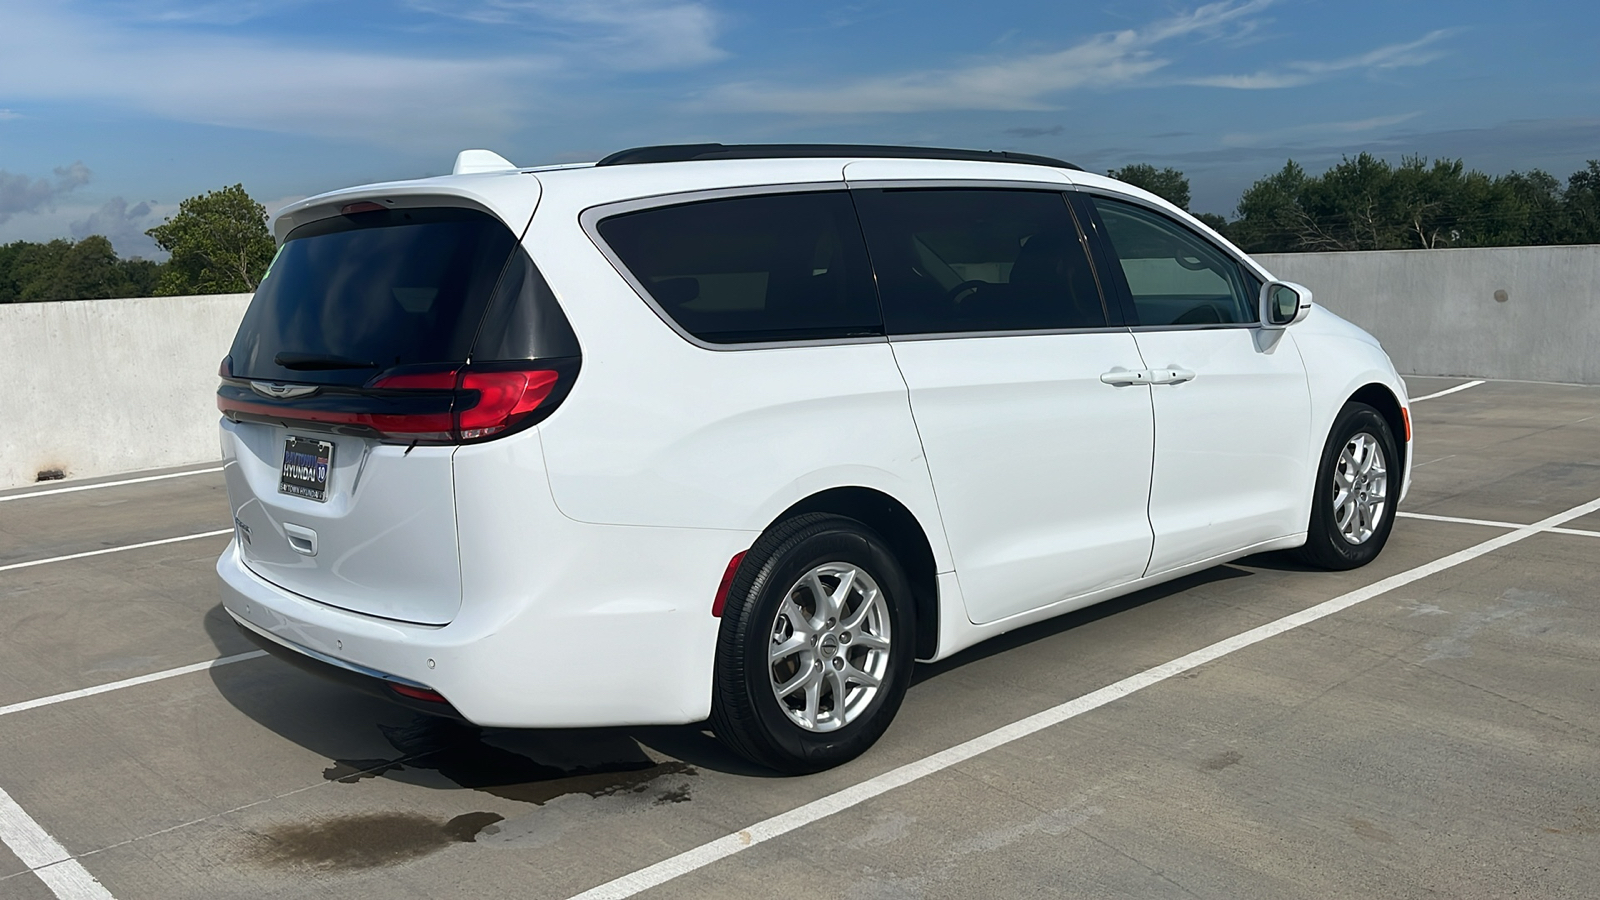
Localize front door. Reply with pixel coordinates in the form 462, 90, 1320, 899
1084, 196, 1311, 575
852, 186, 1157, 624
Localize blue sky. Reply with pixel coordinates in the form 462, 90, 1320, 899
1, 0, 1596, 258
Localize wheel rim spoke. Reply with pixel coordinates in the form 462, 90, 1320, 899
768, 561, 890, 733
1333, 431, 1388, 545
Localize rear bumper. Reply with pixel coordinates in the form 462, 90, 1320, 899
231, 613, 468, 720
218, 507, 749, 727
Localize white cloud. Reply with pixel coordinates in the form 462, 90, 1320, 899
699, 0, 1273, 113
0, 5, 550, 145
71, 196, 167, 258
1188, 30, 1454, 90
0, 162, 93, 225
0, 109, 21, 121
407, 0, 725, 71
1220, 112, 1423, 147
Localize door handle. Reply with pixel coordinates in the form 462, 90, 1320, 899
1100, 368, 1151, 386
1150, 367, 1196, 385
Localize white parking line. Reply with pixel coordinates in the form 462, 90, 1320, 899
0, 651, 267, 719
0, 786, 115, 899
564, 493, 1600, 900
0, 467, 224, 504
1409, 380, 1485, 402
0, 530, 233, 575
1398, 510, 1600, 538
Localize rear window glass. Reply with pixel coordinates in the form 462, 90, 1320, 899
230, 208, 518, 384
597, 191, 882, 344
852, 188, 1107, 335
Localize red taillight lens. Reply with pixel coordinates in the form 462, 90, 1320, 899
220, 363, 567, 444
458, 369, 561, 439
341, 201, 386, 215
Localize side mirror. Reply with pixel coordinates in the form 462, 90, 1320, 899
1259, 280, 1312, 328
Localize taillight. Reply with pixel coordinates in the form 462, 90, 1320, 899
458, 369, 561, 439
218, 362, 573, 444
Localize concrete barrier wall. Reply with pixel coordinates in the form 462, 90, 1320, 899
0, 294, 251, 489
1256, 245, 1600, 385
1, 244, 1597, 489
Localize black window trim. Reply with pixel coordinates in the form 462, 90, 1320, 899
1072, 188, 1273, 332
582, 182, 892, 352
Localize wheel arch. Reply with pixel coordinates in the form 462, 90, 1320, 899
1347, 382, 1408, 473
774, 487, 941, 661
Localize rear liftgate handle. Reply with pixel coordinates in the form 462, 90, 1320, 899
283, 522, 319, 557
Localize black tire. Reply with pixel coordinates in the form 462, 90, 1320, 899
1294, 402, 1399, 570
711, 514, 916, 774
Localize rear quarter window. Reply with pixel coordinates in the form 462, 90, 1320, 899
596, 191, 882, 344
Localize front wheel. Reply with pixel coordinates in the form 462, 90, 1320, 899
1294, 402, 1399, 570
711, 514, 915, 774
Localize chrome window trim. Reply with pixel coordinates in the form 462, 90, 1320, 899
1075, 187, 1278, 331
888, 324, 1134, 343
580, 182, 889, 352
844, 178, 1079, 193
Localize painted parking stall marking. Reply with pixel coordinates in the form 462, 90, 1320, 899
0, 467, 224, 503
0, 530, 233, 574
0, 786, 115, 900
1409, 380, 1485, 402
563, 492, 1600, 900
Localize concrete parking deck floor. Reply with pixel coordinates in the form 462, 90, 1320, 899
1, 377, 1597, 900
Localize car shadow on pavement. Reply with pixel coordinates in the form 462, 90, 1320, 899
201, 603, 778, 797
201, 560, 1291, 788
911, 563, 1256, 686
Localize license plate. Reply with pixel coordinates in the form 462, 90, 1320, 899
280, 436, 334, 502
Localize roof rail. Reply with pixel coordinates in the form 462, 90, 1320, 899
594, 143, 1082, 171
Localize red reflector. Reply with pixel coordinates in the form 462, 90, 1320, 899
458, 369, 561, 439
1402, 407, 1412, 442
711, 550, 748, 618
341, 201, 386, 215
389, 682, 447, 703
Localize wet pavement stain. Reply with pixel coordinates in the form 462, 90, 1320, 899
249, 811, 505, 871
323, 716, 697, 806
1200, 750, 1242, 772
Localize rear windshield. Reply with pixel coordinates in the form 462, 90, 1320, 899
230, 207, 519, 385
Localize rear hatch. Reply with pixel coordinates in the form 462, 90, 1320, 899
218, 201, 579, 625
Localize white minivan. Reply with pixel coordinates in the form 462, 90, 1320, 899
218, 143, 1410, 772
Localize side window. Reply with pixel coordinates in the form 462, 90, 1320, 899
852, 188, 1107, 335
1091, 197, 1255, 326
596, 191, 881, 344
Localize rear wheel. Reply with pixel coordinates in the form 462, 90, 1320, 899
1294, 402, 1398, 570
711, 514, 915, 773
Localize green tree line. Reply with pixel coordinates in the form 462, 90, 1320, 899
1111, 156, 1600, 253
0, 183, 274, 303
5, 157, 1600, 303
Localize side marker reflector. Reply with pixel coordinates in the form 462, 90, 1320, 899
711, 551, 748, 618
1402, 407, 1412, 442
